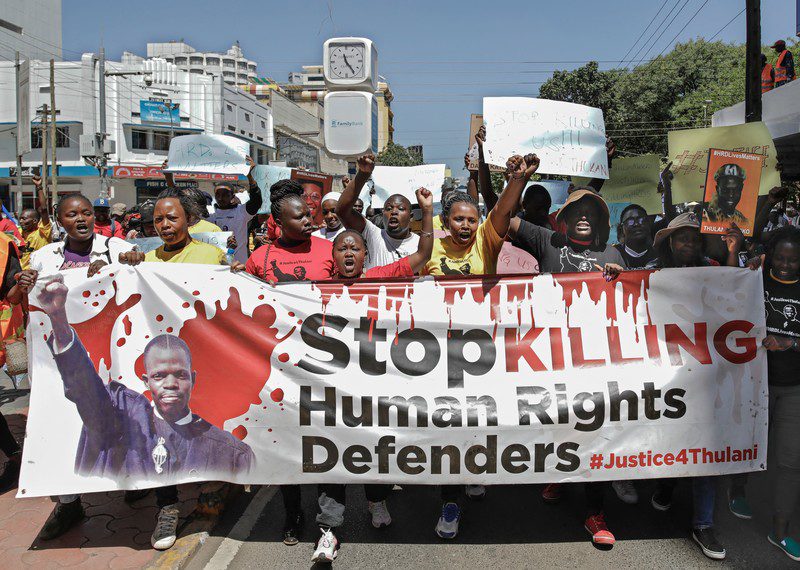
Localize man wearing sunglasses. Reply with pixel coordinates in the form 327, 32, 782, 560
614, 204, 657, 269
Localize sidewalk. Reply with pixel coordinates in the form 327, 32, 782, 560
0, 374, 218, 569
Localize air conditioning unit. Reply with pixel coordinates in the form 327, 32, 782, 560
79, 134, 116, 158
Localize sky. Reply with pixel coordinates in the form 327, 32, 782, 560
61, 0, 797, 177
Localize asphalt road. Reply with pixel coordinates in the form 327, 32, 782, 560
188, 474, 799, 569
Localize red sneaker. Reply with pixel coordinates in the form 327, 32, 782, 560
541, 483, 562, 503
585, 513, 616, 545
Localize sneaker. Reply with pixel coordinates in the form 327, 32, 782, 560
37, 499, 85, 541
612, 481, 638, 505
311, 527, 339, 563
123, 489, 150, 504
541, 483, 562, 504
151, 504, 180, 550
465, 484, 486, 500
692, 528, 726, 560
585, 513, 615, 545
728, 492, 753, 520
768, 534, 800, 561
651, 486, 673, 512
0, 453, 21, 493
435, 502, 460, 539
368, 500, 392, 528
283, 512, 304, 546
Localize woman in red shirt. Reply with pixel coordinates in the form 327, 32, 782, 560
245, 180, 335, 282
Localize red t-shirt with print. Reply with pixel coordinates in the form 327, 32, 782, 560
246, 236, 335, 282
363, 256, 414, 279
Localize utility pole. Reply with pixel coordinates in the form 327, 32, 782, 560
49, 59, 58, 209
38, 104, 49, 204
14, 52, 22, 209
744, 0, 762, 123
98, 46, 108, 198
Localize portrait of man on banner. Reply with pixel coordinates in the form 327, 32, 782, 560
700, 148, 762, 236
36, 276, 254, 480
291, 170, 334, 226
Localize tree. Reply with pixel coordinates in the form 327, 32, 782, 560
376, 142, 423, 166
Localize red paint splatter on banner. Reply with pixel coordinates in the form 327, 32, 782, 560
155, 314, 164, 322
618, 270, 653, 325
271, 388, 284, 402
182, 302, 190, 309
278, 353, 289, 363
122, 315, 133, 336
82, 290, 91, 298
550, 271, 654, 325
134, 287, 282, 432
71, 281, 142, 375
116, 338, 126, 347
231, 425, 248, 441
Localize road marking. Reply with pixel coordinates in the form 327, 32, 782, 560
204, 485, 278, 570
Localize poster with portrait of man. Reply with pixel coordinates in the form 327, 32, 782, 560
700, 148, 763, 237
290, 170, 334, 226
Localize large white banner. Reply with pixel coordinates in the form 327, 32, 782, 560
20, 266, 767, 497
164, 134, 249, 177
370, 164, 446, 208
483, 97, 609, 179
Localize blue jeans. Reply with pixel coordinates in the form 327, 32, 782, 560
692, 476, 715, 530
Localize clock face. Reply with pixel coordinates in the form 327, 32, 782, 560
329, 44, 365, 80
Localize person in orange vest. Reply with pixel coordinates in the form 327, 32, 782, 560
771, 40, 796, 87
762, 53, 775, 93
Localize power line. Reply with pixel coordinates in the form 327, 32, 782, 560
639, 0, 692, 63
653, 0, 711, 59
708, 7, 746, 41
618, 1, 671, 67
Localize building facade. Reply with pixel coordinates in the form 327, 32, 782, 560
0, 54, 274, 210
147, 41, 257, 86
0, 0, 62, 62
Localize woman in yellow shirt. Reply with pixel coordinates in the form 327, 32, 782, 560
422, 154, 540, 277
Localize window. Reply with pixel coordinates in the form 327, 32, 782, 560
223, 71, 235, 77
256, 135, 263, 142
153, 130, 171, 151
131, 129, 148, 150
206, 57, 220, 66
190, 56, 203, 65
174, 57, 187, 65
244, 112, 250, 122
227, 124, 235, 131
260, 120, 266, 129
31, 128, 42, 149
308, 75, 324, 82
223, 59, 234, 68
237, 61, 247, 70
226, 104, 233, 112
190, 69, 204, 74
248, 64, 257, 72
55, 127, 69, 148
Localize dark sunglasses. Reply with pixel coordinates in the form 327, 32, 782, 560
623, 216, 647, 227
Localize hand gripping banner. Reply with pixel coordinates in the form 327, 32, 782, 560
19, 265, 767, 497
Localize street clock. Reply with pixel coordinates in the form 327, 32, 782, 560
324, 37, 378, 91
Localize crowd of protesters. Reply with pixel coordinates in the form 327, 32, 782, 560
0, 126, 797, 563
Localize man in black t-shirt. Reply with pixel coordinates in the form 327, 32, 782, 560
511, 188, 626, 275
614, 204, 657, 269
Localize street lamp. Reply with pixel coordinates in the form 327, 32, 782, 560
702, 99, 713, 127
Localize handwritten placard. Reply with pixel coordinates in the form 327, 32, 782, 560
164, 134, 249, 177
574, 154, 663, 215
483, 97, 608, 179
496, 242, 539, 275
252, 164, 293, 215
370, 164, 446, 208
667, 122, 780, 204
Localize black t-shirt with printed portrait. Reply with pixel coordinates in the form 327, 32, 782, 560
764, 272, 800, 386
513, 219, 627, 274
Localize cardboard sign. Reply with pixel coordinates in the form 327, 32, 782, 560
370, 164, 446, 208
482, 97, 608, 179
700, 149, 762, 237
667, 122, 780, 204
574, 155, 663, 215
252, 165, 293, 215
164, 134, 250, 178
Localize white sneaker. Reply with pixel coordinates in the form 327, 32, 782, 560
465, 484, 486, 500
368, 500, 392, 528
435, 502, 460, 539
151, 504, 180, 550
311, 527, 339, 563
612, 480, 639, 505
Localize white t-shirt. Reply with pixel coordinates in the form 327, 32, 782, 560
208, 204, 253, 263
362, 219, 419, 270
312, 226, 346, 241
